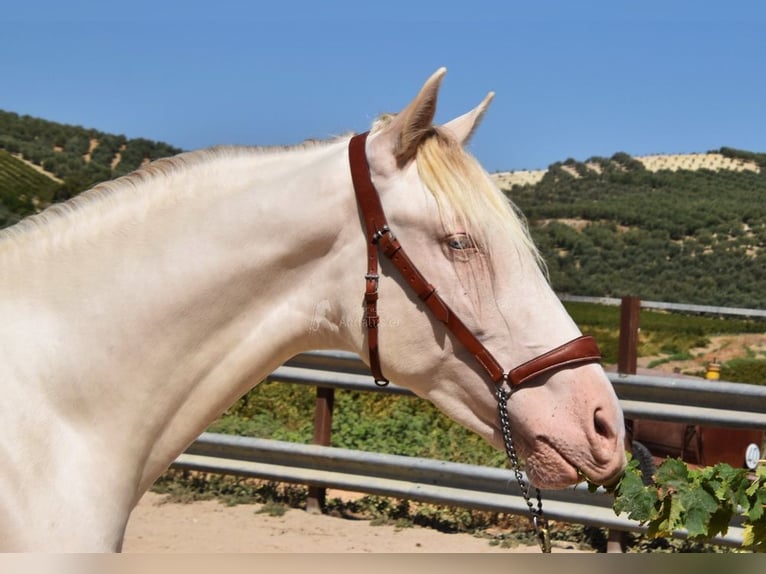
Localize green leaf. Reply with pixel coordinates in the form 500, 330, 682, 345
614, 466, 657, 523
679, 487, 719, 538
748, 488, 766, 522
742, 521, 766, 553
746, 473, 764, 497
655, 458, 689, 491
706, 507, 732, 539
655, 495, 683, 536
611, 455, 766, 549
743, 524, 755, 548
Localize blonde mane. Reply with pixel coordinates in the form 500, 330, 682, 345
370, 113, 542, 271
405, 128, 543, 273
419, 130, 534, 246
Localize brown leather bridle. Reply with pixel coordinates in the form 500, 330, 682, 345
348, 131, 606, 552
348, 131, 602, 389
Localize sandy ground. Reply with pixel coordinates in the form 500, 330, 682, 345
123, 492, 586, 554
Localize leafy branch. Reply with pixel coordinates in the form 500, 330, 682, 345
610, 456, 766, 552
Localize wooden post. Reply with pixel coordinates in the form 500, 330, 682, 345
306, 386, 334, 514
617, 296, 641, 375
609, 296, 641, 552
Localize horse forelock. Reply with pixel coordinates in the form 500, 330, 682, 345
369, 113, 541, 269
413, 128, 545, 273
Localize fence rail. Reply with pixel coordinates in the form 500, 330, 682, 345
559, 294, 766, 319
174, 431, 745, 547
282, 350, 766, 429
172, 347, 765, 549
172, 297, 766, 549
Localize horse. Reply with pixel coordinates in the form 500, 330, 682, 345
0, 68, 625, 551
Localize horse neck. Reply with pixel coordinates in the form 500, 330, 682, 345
1, 140, 361, 494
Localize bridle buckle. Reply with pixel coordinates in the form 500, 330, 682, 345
371, 225, 391, 244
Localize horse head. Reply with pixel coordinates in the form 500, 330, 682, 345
343, 69, 626, 489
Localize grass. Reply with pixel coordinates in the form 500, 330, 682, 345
257, 501, 289, 517
647, 351, 694, 369
565, 301, 766, 369
721, 358, 766, 386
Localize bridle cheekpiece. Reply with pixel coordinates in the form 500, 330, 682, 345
348, 132, 603, 552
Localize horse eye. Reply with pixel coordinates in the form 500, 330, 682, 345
446, 234, 475, 250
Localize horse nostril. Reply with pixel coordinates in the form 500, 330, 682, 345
593, 407, 614, 440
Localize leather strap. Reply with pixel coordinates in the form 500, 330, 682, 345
507, 335, 601, 387
349, 133, 388, 384
376, 230, 506, 383
348, 132, 601, 387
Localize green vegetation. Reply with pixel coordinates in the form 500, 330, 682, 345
0, 150, 59, 227
0, 108, 181, 219
568, 301, 766, 383
612, 457, 766, 552
208, 380, 507, 467
721, 358, 766, 385
505, 149, 766, 308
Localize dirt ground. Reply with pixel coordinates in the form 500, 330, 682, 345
635, 333, 766, 376
123, 492, 585, 554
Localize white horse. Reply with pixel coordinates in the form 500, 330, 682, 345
0, 69, 625, 551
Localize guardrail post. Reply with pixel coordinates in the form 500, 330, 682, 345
618, 296, 641, 375
306, 386, 334, 514
610, 296, 641, 552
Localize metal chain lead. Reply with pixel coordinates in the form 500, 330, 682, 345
497, 385, 551, 553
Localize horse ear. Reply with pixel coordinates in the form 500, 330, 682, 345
369, 67, 447, 169
441, 91, 494, 146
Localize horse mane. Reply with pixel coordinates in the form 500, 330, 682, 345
0, 136, 348, 246
371, 116, 543, 271
1, 126, 543, 274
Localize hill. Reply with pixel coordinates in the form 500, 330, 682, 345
0, 149, 60, 228
496, 149, 766, 308
0, 109, 181, 208
493, 151, 761, 188
1, 109, 765, 308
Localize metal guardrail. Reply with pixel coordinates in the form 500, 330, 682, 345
172, 349, 766, 548
174, 432, 744, 547
282, 350, 766, 429
558, 294, 766, 319
610, 372, 766, 428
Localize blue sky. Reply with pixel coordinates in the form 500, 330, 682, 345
3, 1, 765, 172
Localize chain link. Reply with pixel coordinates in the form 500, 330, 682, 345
496, 385, 551, 553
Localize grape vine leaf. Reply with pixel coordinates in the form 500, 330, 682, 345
679, 486, 719, 538
613, 463, 656, 523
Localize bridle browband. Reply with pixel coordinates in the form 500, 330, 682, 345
348, 131, 602, 388
348, 132, 604, 553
